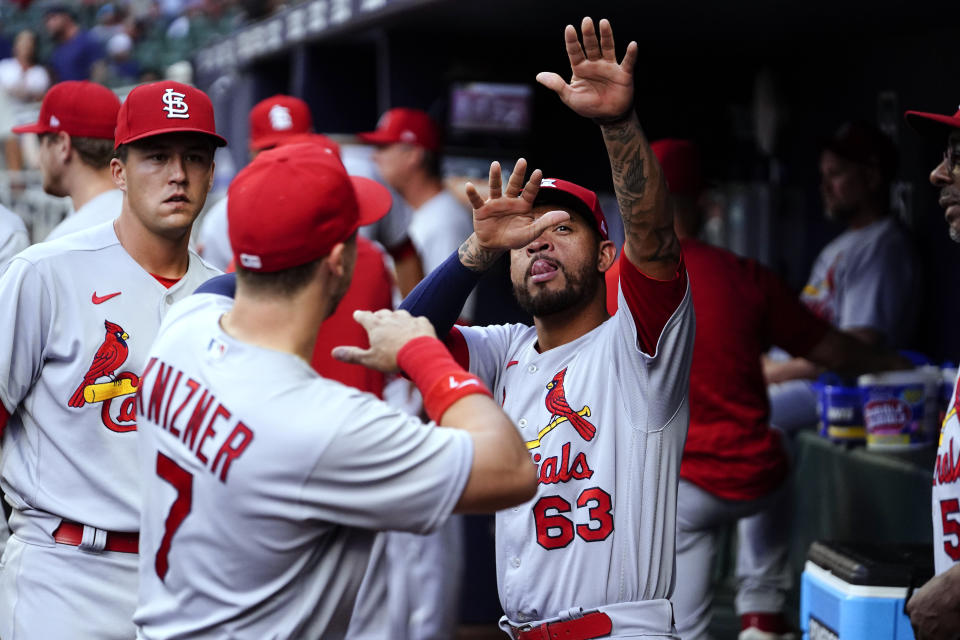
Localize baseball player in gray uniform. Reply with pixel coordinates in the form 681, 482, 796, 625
391, 17, 694, 639
133, 142, 537, 639
0, 80, 224, 640
11, 81, 124, 241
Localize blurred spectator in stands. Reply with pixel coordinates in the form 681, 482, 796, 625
0, 204, 28, 265
613, 139, 910, 640
766, 121, 919, 430
0, 30, 50, 173
0, 21, 12, 61
43, 5, 106, 82
11, 81, 122, 240
361, 107, 475, 317
95, 32, 140, 87
90, 3, 127, 45
902, 103, 960, 640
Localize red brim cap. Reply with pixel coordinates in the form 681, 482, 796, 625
12, 80, 120, 139
11, 122, 50, 135
534, 178, 609, 241
229, 143, 390, 273
115, 81, 226, 148
352, 175, 392, 227
904, 109, 960, 141
356, 130, 397, 146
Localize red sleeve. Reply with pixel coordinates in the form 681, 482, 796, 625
0, 402, 8, 439
755, 261, 830, 356
444, 327, 470, 370
618, 252, 688, 355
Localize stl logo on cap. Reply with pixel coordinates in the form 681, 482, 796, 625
269, 105, 293, 131
162, 88, 189, 119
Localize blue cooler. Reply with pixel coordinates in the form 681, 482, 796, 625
800, 541, 932, 640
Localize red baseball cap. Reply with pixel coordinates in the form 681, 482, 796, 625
12, 81, 120, 139
357, 108, 440, 152
905, 105, 960, 140
534, 178, 609, 241
272, 132, 341, 158
114, 81, 227, 149
228, 142, 391, 272
249, 94, 313, 151
651, 139, 704, 196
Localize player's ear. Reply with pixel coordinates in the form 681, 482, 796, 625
596, 239, 617, 273
110, 157, 127, 191
326, 242, 348, 279
207, 160, 215, 193
57, 131, 72, 163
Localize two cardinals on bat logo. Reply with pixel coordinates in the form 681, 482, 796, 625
67, 320, 140, 432
526, 367, 596, 451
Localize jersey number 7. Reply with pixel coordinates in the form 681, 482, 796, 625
155, 452, 194, 581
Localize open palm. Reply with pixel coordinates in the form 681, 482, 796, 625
536, 17, 637, 121
466, 159, 569, 252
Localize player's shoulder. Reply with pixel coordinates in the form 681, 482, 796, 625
187, 247, 224, 280
17, 220, 119, 264
0, 204, 26, 235
161, 291, 230, 336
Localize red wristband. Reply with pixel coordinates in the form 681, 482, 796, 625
397, 336, 491, 423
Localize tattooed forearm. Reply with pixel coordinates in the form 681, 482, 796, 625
600, 111, 679, 267
647, 222, 681, 263
458, 235, 504, 273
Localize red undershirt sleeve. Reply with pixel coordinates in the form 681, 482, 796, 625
444, 327, 470, 370
0, 401, 9, 439
618, 252, 688, 356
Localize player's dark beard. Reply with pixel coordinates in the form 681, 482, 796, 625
512, 255, 600, 318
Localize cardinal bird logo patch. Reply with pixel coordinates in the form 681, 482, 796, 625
526, 367, 595, 450
67, 320, 140, 432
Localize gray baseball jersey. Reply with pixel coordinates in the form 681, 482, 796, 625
935, 369, 960, 575
0, 203, 28, 266
452, 256, 693, 631
0, 221, 219, 531
46, 189, 123, 241
800, 217, 918, 346
134, 293, 474, 639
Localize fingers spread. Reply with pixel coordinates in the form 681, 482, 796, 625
521, 169, 542, 204
563, 24, 586, 66
488, 161, 503, 199
580, 16, 601, 60
505, 158, 527, 197
465, 182, 486, 210
599, 18, 616, 61
621, 41, 638, 75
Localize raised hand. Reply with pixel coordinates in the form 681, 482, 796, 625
535, 17, 637, 122
332, 309, 437, 373
459, 159, 570, 270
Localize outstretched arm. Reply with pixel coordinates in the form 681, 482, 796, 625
537, 17, 680, 280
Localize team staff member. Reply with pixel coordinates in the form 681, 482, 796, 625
389, 18, 694, 638
12, 81, 123, 240
0, 80, 224, 640
902, 104, 960, 640
133, 143, 536, 639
